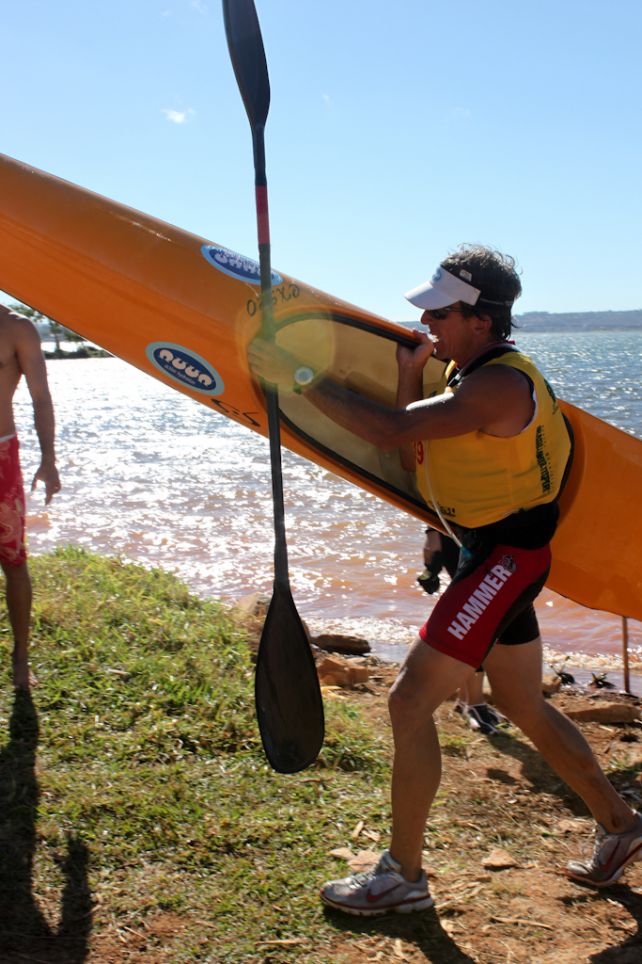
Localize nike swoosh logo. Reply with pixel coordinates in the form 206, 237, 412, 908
366, 883, 402, 904
601, 838, 642, 874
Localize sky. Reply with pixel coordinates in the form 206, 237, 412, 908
2, 0, 642, 320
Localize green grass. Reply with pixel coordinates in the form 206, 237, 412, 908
0, 548, 390, 963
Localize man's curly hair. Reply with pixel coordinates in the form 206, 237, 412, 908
441, 245, 522, 340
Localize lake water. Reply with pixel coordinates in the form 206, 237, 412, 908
14, 330, 642, 676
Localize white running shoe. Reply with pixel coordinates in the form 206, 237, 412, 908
320, 849, 433, 916
566, 812, 642, 887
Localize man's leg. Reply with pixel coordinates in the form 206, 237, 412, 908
484, 637, 635, 833
461, 671, 485, 706
457, 670, 504, 734
320, 638, 473, 915
3, 562, 34, 688
388, 637, 474, 881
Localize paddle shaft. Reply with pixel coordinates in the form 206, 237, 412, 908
622, 616, 631, 694
222, 0, 289, 589
253, 127, 290, 589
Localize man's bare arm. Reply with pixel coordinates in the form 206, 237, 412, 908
248, 338, 532, 449
15, 319, 61, 503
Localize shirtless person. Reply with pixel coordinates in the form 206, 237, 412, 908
0, 303, 60, 688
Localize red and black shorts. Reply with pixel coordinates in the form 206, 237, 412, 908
419, 541, 550, 668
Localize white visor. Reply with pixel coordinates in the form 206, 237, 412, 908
405, 266, 481, 310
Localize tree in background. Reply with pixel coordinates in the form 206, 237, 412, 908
9, 303, 86, 352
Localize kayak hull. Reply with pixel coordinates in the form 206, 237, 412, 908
1, 153, 640, 621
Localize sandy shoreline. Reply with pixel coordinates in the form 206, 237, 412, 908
541, 645, 642, 693
302, 609, 642, 695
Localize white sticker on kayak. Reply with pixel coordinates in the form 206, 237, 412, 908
201, 243, 282, 285
146, 342, 224, 396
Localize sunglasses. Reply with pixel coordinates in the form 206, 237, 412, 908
424, 305, 464, 321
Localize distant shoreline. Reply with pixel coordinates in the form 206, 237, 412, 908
516, 308, 642, 331
38, 313, 642, 359
399, 308, 642, 333
3, 295, 642, 335
43, 347, 111, 360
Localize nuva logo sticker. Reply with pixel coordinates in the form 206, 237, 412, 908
146, 343, 224, 396
201, 244, 282, 285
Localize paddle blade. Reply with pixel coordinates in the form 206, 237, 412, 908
255, 583, 324, 773
222, 0, 270, 130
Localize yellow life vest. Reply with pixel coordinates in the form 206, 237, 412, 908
414, 349, 572, 529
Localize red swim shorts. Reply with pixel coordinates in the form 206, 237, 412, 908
419, 542, 551, 668
0, 435, 27, 566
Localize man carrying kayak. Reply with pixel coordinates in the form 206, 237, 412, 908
248, 244, 642, 911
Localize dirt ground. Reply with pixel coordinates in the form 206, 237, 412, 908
5, 662, 642, 963
321, 665, 642, 964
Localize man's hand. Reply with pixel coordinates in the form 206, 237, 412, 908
247, 337, 301, 393
396, 331, 435, 375
31, 460, 61, 505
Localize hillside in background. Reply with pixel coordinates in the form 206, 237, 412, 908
400, 310, 642, 331
516, 309, 642, 331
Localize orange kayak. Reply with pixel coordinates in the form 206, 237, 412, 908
1, 153, 640, 621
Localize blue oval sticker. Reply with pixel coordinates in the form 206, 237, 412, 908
201, 243, 282, 285
145, 342, 224, 396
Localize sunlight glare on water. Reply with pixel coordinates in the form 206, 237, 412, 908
14, 330, 642, 666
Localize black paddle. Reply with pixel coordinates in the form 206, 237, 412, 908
222, 0, 324, 774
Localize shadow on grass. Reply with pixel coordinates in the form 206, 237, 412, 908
0, 689, 92, 963
323, 906, 477, 963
